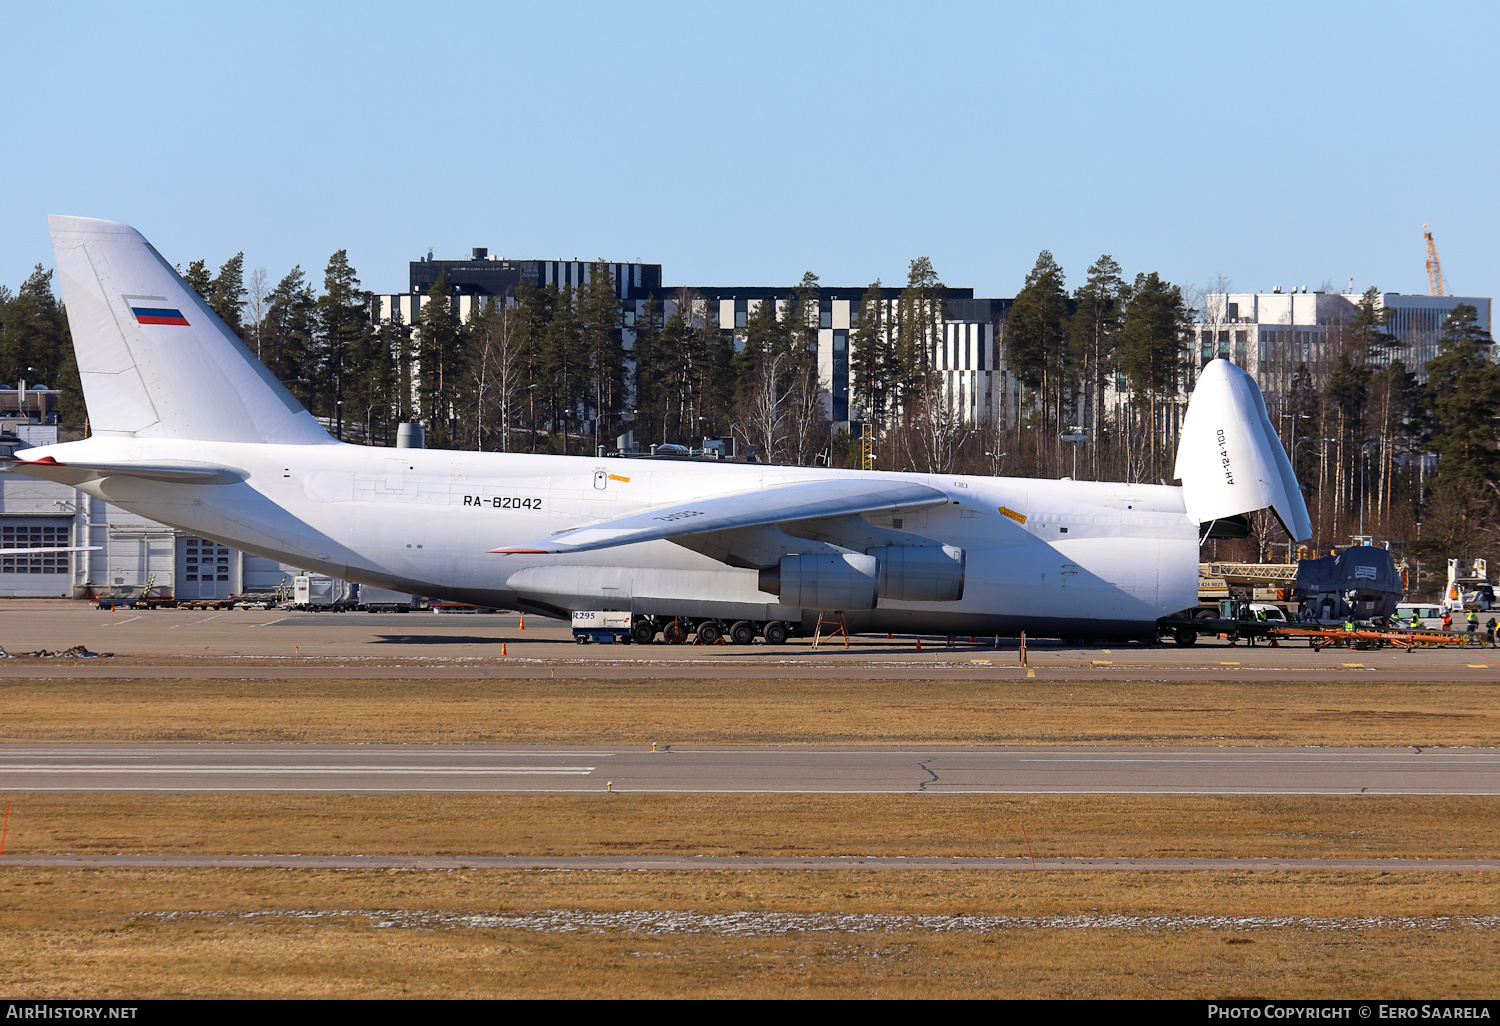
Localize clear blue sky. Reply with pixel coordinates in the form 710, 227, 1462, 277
2, 1, 1495, 304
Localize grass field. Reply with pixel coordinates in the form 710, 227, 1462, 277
4, 676, 1500, 746
4, 674, 1498, 998
3, 868, 1498, 998
3, 793, 1499, 860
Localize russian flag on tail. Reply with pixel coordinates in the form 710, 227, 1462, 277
124, 294, 190, 326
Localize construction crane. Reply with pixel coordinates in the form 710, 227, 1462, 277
1424, 223, 1448, 296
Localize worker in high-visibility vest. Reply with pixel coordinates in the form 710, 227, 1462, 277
1409, 610, 1421, 630
1467, 610, 1479, 634
1442, 611, 1453, 631
1488, 618, 1498, 647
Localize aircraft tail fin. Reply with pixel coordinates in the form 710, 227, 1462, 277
1175, 358, 1312, 542
47, 215, 333, 445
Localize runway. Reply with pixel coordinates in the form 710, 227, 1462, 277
3, 743, 1498, 794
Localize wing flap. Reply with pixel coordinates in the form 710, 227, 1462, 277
492, 478, 950, 555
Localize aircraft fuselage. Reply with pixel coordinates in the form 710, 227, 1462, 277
34, 435, 1199, 638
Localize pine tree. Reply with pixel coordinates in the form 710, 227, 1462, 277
630, 294, 664, 445
895, 258, 944, 393
849, 280, 892, 427
260, 267, 317, 408
316, 251, 372, 440
416, 272, 465, 446
1119, 271, 1188, 480
0, 266, 80, 428
180, 260, 212, 302
1350, 286, 1401, 364
1070, 256, 1126, 478
208, 253, 247, 336
540, 285, 581, 453
1005, 252, 1069, 470
1425, 304, 1500, 487
580, 260, 624, 452
513, 283, 554, 451
371, 307, 410, 444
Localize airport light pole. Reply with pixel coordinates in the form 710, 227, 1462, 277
1059, 428, 1089, 479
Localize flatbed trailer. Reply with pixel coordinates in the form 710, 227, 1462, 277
1159, 616, 1492, 650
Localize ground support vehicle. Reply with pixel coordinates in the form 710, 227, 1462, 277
1158, 614, 1491, 650
231, 591, 283, 610
178, 598, 234, 610
571, 611, 633, 644
1157, 615, 1287, 647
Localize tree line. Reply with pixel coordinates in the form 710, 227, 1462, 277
4, 247, 1498, 593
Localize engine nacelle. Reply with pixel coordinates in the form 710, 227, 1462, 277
870, 544, 966, 602
758, 553, 878, 610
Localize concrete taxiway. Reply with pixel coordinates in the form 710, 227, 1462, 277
3, 743, 1497, 794
0, 601, 1497, 681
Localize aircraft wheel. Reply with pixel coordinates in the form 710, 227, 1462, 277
631, 620, 656, 645
697, 621, 723, 644
762, 621, 788, 645
1174, 626, 1197, 647
663, 620, 689, 645
729, 620, 755, 645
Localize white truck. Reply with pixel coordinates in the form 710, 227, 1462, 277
1444, 558, 1495, 613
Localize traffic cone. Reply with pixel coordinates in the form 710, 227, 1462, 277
915, 637, 922, 651
501, 642, 507, 656
518, 615, 525, 630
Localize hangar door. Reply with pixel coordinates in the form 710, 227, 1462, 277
177, 536, 234, 600
0, 518, 74, 597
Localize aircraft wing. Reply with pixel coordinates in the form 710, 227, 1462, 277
492, 479, 950, 555
4, 455, 243, 484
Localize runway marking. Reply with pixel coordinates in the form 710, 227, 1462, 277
1342, 663, 1365, 668
1219, 661, 1240, 666
252, 617, 291, 628
0, 766, 596, 775
106, 616, 141, 627
170, 613, 225, 630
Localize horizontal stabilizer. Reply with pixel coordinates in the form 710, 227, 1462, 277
6, 455, 242, 484
1175, 359, 1312, 542
492, 479, 950, 555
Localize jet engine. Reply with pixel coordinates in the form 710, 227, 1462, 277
758, 553, 879, 610
757, 545, 966, 609
869, 544, 966, 602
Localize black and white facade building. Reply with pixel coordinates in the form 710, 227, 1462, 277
376, 251, 1017, 431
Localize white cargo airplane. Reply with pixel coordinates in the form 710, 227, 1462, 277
9, 216, 1311, 643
